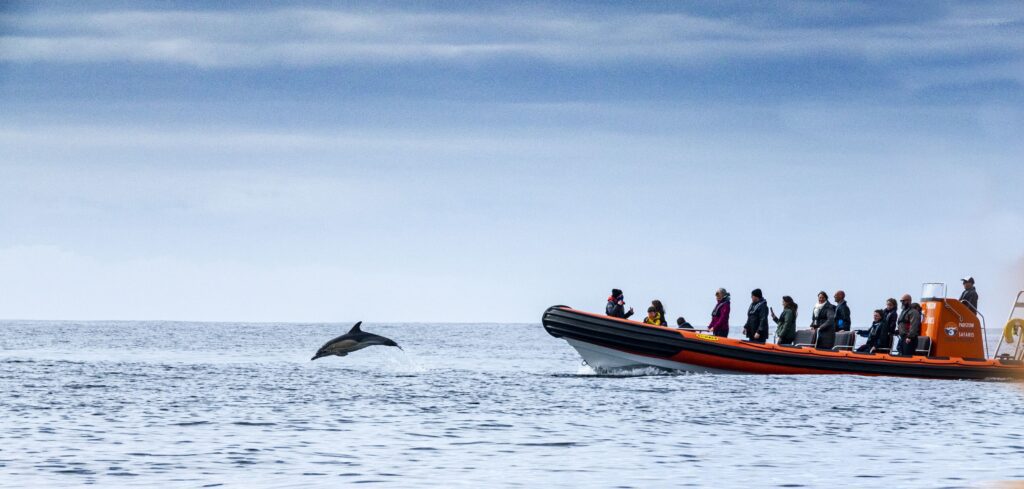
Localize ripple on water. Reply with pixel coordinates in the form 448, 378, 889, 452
0, 321, 1022, 488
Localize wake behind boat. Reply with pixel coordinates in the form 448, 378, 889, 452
543, 284, 1024, 380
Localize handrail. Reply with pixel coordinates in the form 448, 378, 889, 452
995, 323, 1006, 358
1016, 292, 1024, 361
975, 309, 988, 359
938, 298, 990, 358
1017, 331, 1023, 361
996, 291, 1024, 361
942, 299, 964, 323
1017, 333, 1023, 362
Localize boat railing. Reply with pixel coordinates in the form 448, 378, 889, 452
975, 308, 989, 359
994, 291, 1024, 361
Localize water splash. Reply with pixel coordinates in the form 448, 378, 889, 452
380, 348, 427, 374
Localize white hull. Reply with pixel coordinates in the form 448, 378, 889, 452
565, 338, 739, 374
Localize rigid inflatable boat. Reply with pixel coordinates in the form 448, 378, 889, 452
542, 284, 1024, 380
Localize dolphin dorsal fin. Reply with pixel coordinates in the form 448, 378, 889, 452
349, 321, 362, 333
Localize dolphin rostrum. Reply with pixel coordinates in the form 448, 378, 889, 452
311, 322, 402, 360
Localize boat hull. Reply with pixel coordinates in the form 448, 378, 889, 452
566, 338, 737, 374
543, 306, 1024, 380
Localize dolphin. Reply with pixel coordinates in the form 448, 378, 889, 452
311, 322, 402, 360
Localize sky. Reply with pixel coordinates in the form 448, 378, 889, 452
1, 1, 1023, 324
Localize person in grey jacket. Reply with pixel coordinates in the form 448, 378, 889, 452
959, 277, 979, 313
833, 290, 851, 332
743, 289, 770, 343
897, 294, 922, 356
810, 291, 837, 350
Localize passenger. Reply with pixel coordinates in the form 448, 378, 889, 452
605, 289, 634, 319
650, 300, 668, 326
643, 306, 662, 325
855, 309, 885, 353
810, 291, 837, 350
676, 317, 695, 330
880, 298, 898, 352
834, 290, 851, 332
896, 294, 922, 356
771, 295, 798, 345
708, 288, 731, 337
743, 289, 769, 343
959, 276, 979, 313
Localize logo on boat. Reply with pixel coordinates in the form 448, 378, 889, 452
695, 333, 720, 342
945, 326, 957, 337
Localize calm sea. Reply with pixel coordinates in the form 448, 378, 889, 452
1, 320, 1022, 488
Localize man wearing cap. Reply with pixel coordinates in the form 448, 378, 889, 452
959, 277, 979, 313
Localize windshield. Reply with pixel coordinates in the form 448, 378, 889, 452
921, 283, 946, 301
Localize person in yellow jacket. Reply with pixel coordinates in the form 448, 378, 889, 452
643, 306, 665, 326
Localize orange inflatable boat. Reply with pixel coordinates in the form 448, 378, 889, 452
542, 284, 1024, 380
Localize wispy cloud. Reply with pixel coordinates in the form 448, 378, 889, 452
2, 5, 1022, 71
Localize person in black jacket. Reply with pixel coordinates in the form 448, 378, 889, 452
959, 277, 979, 313
810, 291, 837, 350
833, 290, 851, 332
743, 288, 770, 343
856, 309, 886, 353
676, 317, 695, 330
879, 298, 898, 352
606, 289, 634, 319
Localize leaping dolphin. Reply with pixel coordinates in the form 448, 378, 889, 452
311, 322, 402, 360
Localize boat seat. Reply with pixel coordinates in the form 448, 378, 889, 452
914, 337, 932, 357
832, 331, 857, 351
792, 329, 816, 348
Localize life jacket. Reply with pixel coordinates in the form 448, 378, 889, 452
644, 312, 665, 326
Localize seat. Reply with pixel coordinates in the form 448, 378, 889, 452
914, 336, 932, 357
792, 329, 816, 347
832, 331, 857, 351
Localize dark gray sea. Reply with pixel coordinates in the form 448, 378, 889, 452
1, 321, 1022, 488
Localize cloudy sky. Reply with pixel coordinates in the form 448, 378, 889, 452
2, 1, 1023, 324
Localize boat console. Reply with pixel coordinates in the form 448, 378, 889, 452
920, 283, 987, 359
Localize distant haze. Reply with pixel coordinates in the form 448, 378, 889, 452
1, 1, 1023, 324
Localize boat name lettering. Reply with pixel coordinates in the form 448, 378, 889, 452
695, 333, 719, 342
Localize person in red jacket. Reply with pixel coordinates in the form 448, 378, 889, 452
708, 288, 731, 337
605, 289, 634, 319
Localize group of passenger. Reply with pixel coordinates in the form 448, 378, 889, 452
603, 277, 981, 356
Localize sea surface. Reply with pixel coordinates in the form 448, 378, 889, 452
1, 320, 1022, 488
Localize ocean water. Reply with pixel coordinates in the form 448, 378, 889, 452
1, 320, 1022, 488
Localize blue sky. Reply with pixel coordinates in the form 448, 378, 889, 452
2, 1, 1023, 323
